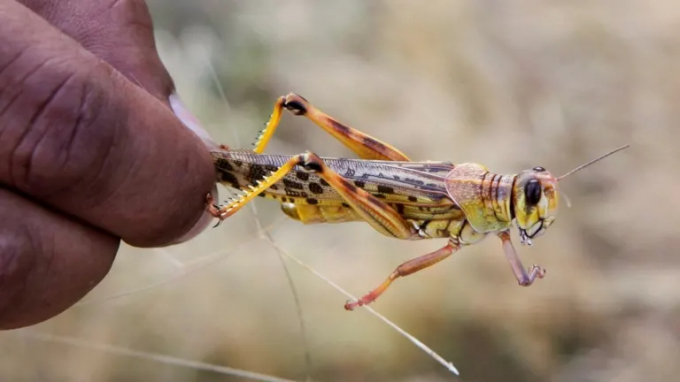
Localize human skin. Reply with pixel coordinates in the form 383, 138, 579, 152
0, 0, 217, 329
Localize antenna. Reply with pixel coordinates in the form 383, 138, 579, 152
557, 144, 630, 181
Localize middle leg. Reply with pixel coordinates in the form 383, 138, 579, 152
344, 239, 460, 310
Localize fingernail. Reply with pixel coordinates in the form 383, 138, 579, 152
167, 93, 220, 245
169, 92, 219, 150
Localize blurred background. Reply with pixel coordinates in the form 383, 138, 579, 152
2, 1, 679, 381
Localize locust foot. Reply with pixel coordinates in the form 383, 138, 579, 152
518, 264, 547, 286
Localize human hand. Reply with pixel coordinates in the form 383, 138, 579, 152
0, 0, 217, 329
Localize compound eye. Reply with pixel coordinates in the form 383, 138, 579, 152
524, 179, 542, 206
533, 166, 545, 172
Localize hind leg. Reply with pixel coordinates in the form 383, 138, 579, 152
252, 94, 410, 161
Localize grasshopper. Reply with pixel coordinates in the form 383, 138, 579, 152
207, 93, 628, 310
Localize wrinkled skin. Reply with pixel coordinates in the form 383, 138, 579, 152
0, 0, 217, 329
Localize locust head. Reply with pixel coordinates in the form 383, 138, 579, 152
513, 167, 559, 245
512, 144, 629, 245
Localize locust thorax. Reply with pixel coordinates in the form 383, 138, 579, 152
512, 166, 559, 245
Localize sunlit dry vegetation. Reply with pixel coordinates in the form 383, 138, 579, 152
2, 1, 679, 381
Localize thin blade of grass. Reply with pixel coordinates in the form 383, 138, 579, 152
14, 331, 297, 382
275, 246, 461, 377
74, 238, 261, 307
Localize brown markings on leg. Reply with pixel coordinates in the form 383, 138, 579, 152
282, 93, 411, 161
